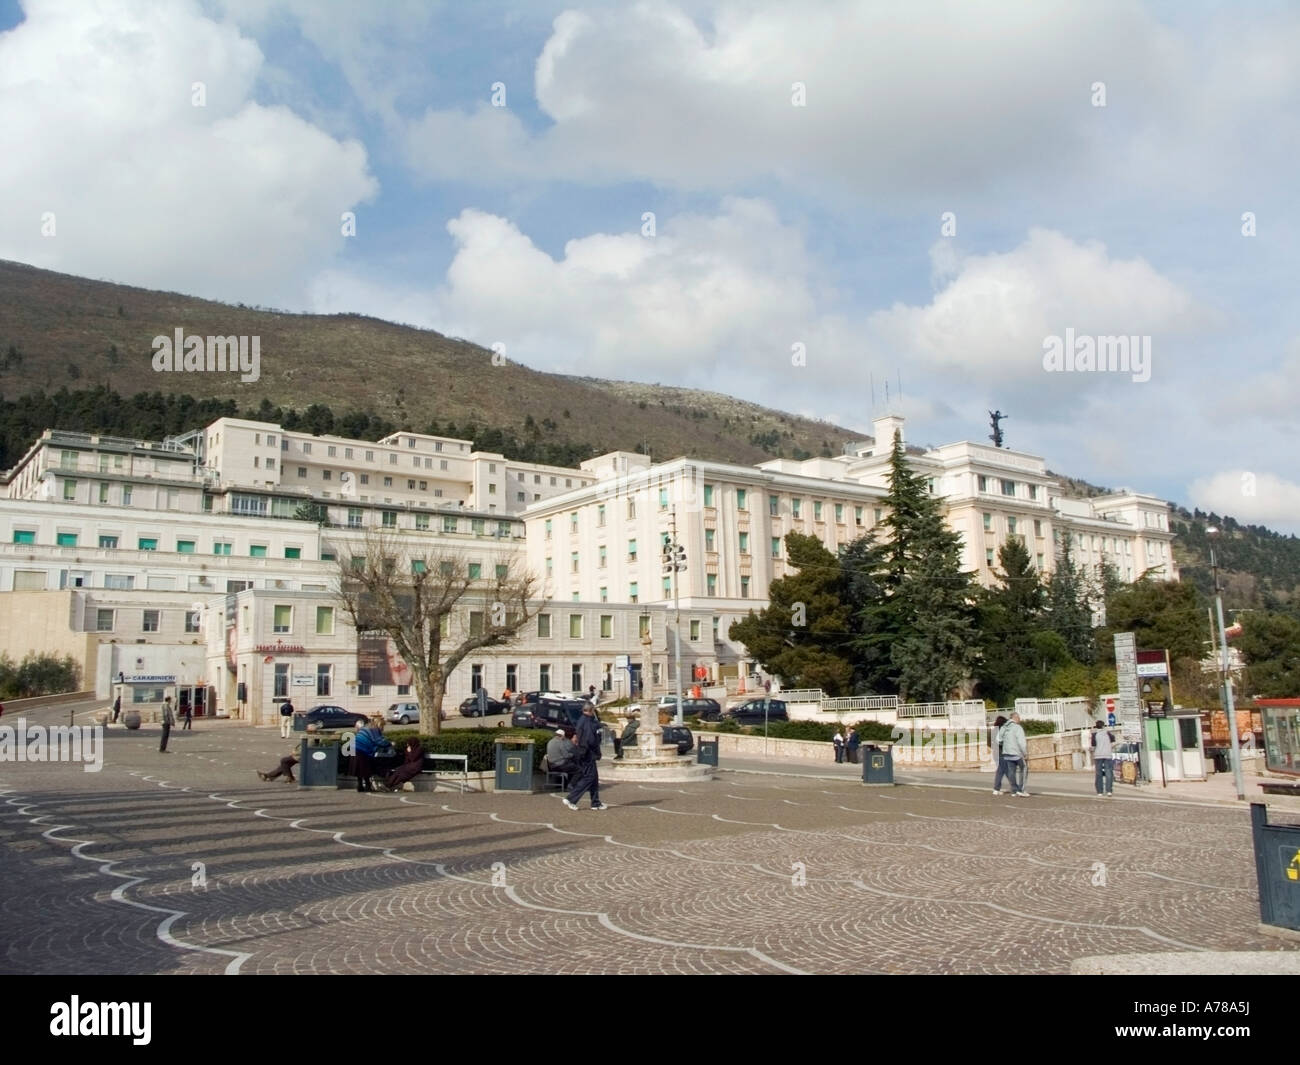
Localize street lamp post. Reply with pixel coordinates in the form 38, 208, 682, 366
1207, 527, 1245, 800
663, 510, 687, 727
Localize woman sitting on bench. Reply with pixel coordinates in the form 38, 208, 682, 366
383, 737, 425, 791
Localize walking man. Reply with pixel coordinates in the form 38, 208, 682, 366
563, 702, 605, 810
1000, 713, 1028, 796
832, 730, 845, 763
1092, 720, 1115, 797
111, 695, 122, 724
279, 696, 296, 739
181, 699, 193, 730
846, 727, 861, 765
159, 697, 175, 753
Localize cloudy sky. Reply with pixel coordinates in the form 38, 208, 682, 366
1, 0, 1297, 532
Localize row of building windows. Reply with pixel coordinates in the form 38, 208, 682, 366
293, 465, 453, 482
531, 612, 719, 641
982, 514, 1046, 539
977, 476, 1043, 501
544, 494, 879, 537
279, 437, 465, 460
14, 529, 305, 558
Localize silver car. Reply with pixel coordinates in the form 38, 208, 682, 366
386, 701, 421, 725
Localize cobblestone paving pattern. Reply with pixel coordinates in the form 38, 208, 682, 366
1, 722, 1291, 974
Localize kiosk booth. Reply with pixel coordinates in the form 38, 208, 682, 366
1257, 698, 1300, 778
1142, 708, 1207, 783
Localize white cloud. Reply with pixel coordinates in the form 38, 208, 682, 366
867, 228, 1207, 411
400, 2, 1300, 204
423, 197, 831, 385
1188, 471, 1300, 535
0, 0, 378, 307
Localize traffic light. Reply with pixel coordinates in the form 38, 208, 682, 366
662, 541, 687, 574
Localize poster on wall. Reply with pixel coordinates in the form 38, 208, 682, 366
357, 635, 414, 687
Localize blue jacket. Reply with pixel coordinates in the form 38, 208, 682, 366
355, 725, 384, 756
574, 712, 601, 759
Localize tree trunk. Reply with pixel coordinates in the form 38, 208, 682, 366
416, 669, 446, 736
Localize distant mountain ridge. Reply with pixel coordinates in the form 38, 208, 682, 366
0, 258, 857, 467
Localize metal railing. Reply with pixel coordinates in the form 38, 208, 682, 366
897, 699, 985, 719
823, 695, 900, 712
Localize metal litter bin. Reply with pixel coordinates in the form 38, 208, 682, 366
697, 737, 719, 767
293, 712, 307, 733
862, 745, 894, 786
298, 736, 339, 788
495, 737, 535, 792
1250, 803, 1300, 932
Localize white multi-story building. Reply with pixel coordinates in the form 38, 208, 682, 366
0, 411, 1179, 718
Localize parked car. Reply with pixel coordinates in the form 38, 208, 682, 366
676, 698, 722, 721
458, 695, 510, 717
303, 704, 368, 730
527, 698, 589, 736
510, 707, 537, 728
662, 725, 694, 755
726, 698, 789, 726
385, 701, 421, 725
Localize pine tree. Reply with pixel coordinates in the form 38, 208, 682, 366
847, 431, 978, 701
974, 536, 1048, 704
1045, 537, 1096, 664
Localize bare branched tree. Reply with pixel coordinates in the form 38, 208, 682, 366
330, 529, 544, 732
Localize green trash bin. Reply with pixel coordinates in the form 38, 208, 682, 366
495, 737, 535, 792
293, 712, 308, 733
299, 736, 340, 788
861, 745, 894, 786
697, 738, 719, 767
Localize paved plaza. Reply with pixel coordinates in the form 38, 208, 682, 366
2, 706, 1298, 975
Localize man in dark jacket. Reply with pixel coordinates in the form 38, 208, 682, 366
563, 704, 605, 811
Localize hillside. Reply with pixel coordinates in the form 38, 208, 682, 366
0, 259, 856, 467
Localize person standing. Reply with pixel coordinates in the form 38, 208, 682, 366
832, 730, 845, 763
1092, 720, 1115, 797
1000, 713, 1028, 796
563, 703, 605, 810
111, 695, 122, 724
846, 728, 861, 765
353, 716, 385, 793
991, 715, 1008, 794
279, 697, 295, 739
181, 699, 193, 730
159, 697, 175, 753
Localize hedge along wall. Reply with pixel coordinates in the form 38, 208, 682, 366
383, 729, 554, 773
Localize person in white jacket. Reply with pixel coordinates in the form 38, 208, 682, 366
999, 713, 1028, 796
